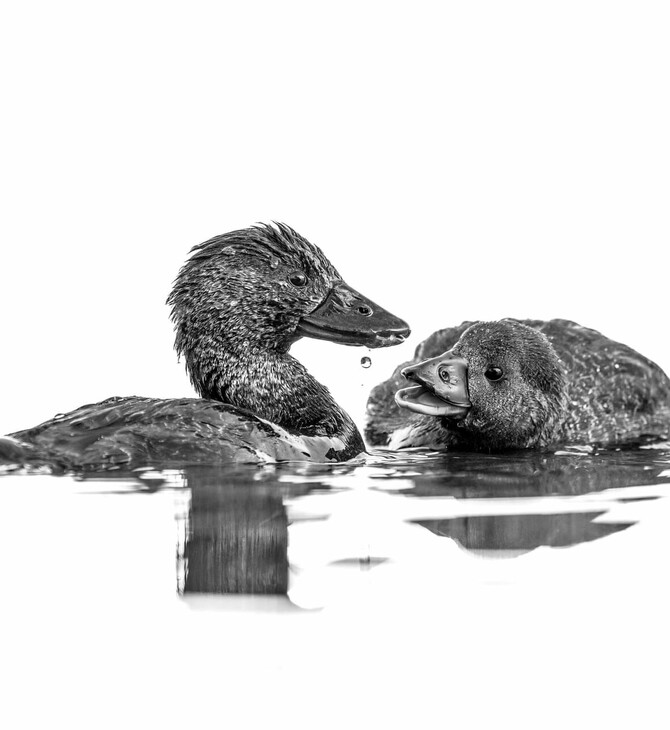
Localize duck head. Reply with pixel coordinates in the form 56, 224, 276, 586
396, 320, 568, 449
168, 223, 409, 397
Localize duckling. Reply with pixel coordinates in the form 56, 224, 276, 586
366, 319, 670, 451
3, 223, 410, 470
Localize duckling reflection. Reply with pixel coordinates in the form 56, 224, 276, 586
399, 449, 670, 553
416, 512, 633, 555
389, 449, 670, 498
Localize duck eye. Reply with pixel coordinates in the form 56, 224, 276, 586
288, 272, 307, 287
485, 367, 504, 382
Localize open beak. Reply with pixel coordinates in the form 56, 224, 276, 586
395, 351, 471, 418
296, 280, 410, 348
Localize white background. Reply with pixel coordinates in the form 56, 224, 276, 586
1, 1, 669, 436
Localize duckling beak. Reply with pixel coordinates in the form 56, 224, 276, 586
297, 280, 411, 348
395, 352, 471, 418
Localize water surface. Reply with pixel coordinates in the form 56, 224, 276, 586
2, 446, 669, 728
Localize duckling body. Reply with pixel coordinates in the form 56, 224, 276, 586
366, 319, 670, 451
3, 224, 409, 470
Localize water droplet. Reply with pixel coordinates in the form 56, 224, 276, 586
269, 257, 280, 270
361, 356, 372, 369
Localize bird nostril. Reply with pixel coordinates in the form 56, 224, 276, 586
357, 305, 373, 316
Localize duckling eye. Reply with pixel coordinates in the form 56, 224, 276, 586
485, 367, 504, 382
288, 272, 308, 287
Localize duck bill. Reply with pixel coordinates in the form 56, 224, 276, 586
395, 352, 471, 419
297, 280, 410, 348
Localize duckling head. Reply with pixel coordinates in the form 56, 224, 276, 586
396, 320, 568, 449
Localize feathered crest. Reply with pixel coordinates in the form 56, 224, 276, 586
180, 222, 339, 280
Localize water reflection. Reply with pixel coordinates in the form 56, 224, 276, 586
181, 472, 293, 595
369, 447, 670, 498
165, 446, 670, 598
418, 512, 632, 554
176, 467, 317, 597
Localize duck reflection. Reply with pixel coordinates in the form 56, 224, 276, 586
183, 482, 288, 594
178, 466, 313, 596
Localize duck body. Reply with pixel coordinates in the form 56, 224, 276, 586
366, 319, 670, 451
6, 396, 360, 471
3, 223, 409, 470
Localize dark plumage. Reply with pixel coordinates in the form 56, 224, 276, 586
366, 319, 670, 451
3, 223, 409, 470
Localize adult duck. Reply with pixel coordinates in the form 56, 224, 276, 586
366, 319, 670, 451
3, 223, 409, 470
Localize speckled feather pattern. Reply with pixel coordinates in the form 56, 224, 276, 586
366, 319, 670, 450
165, 223, 361, 450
